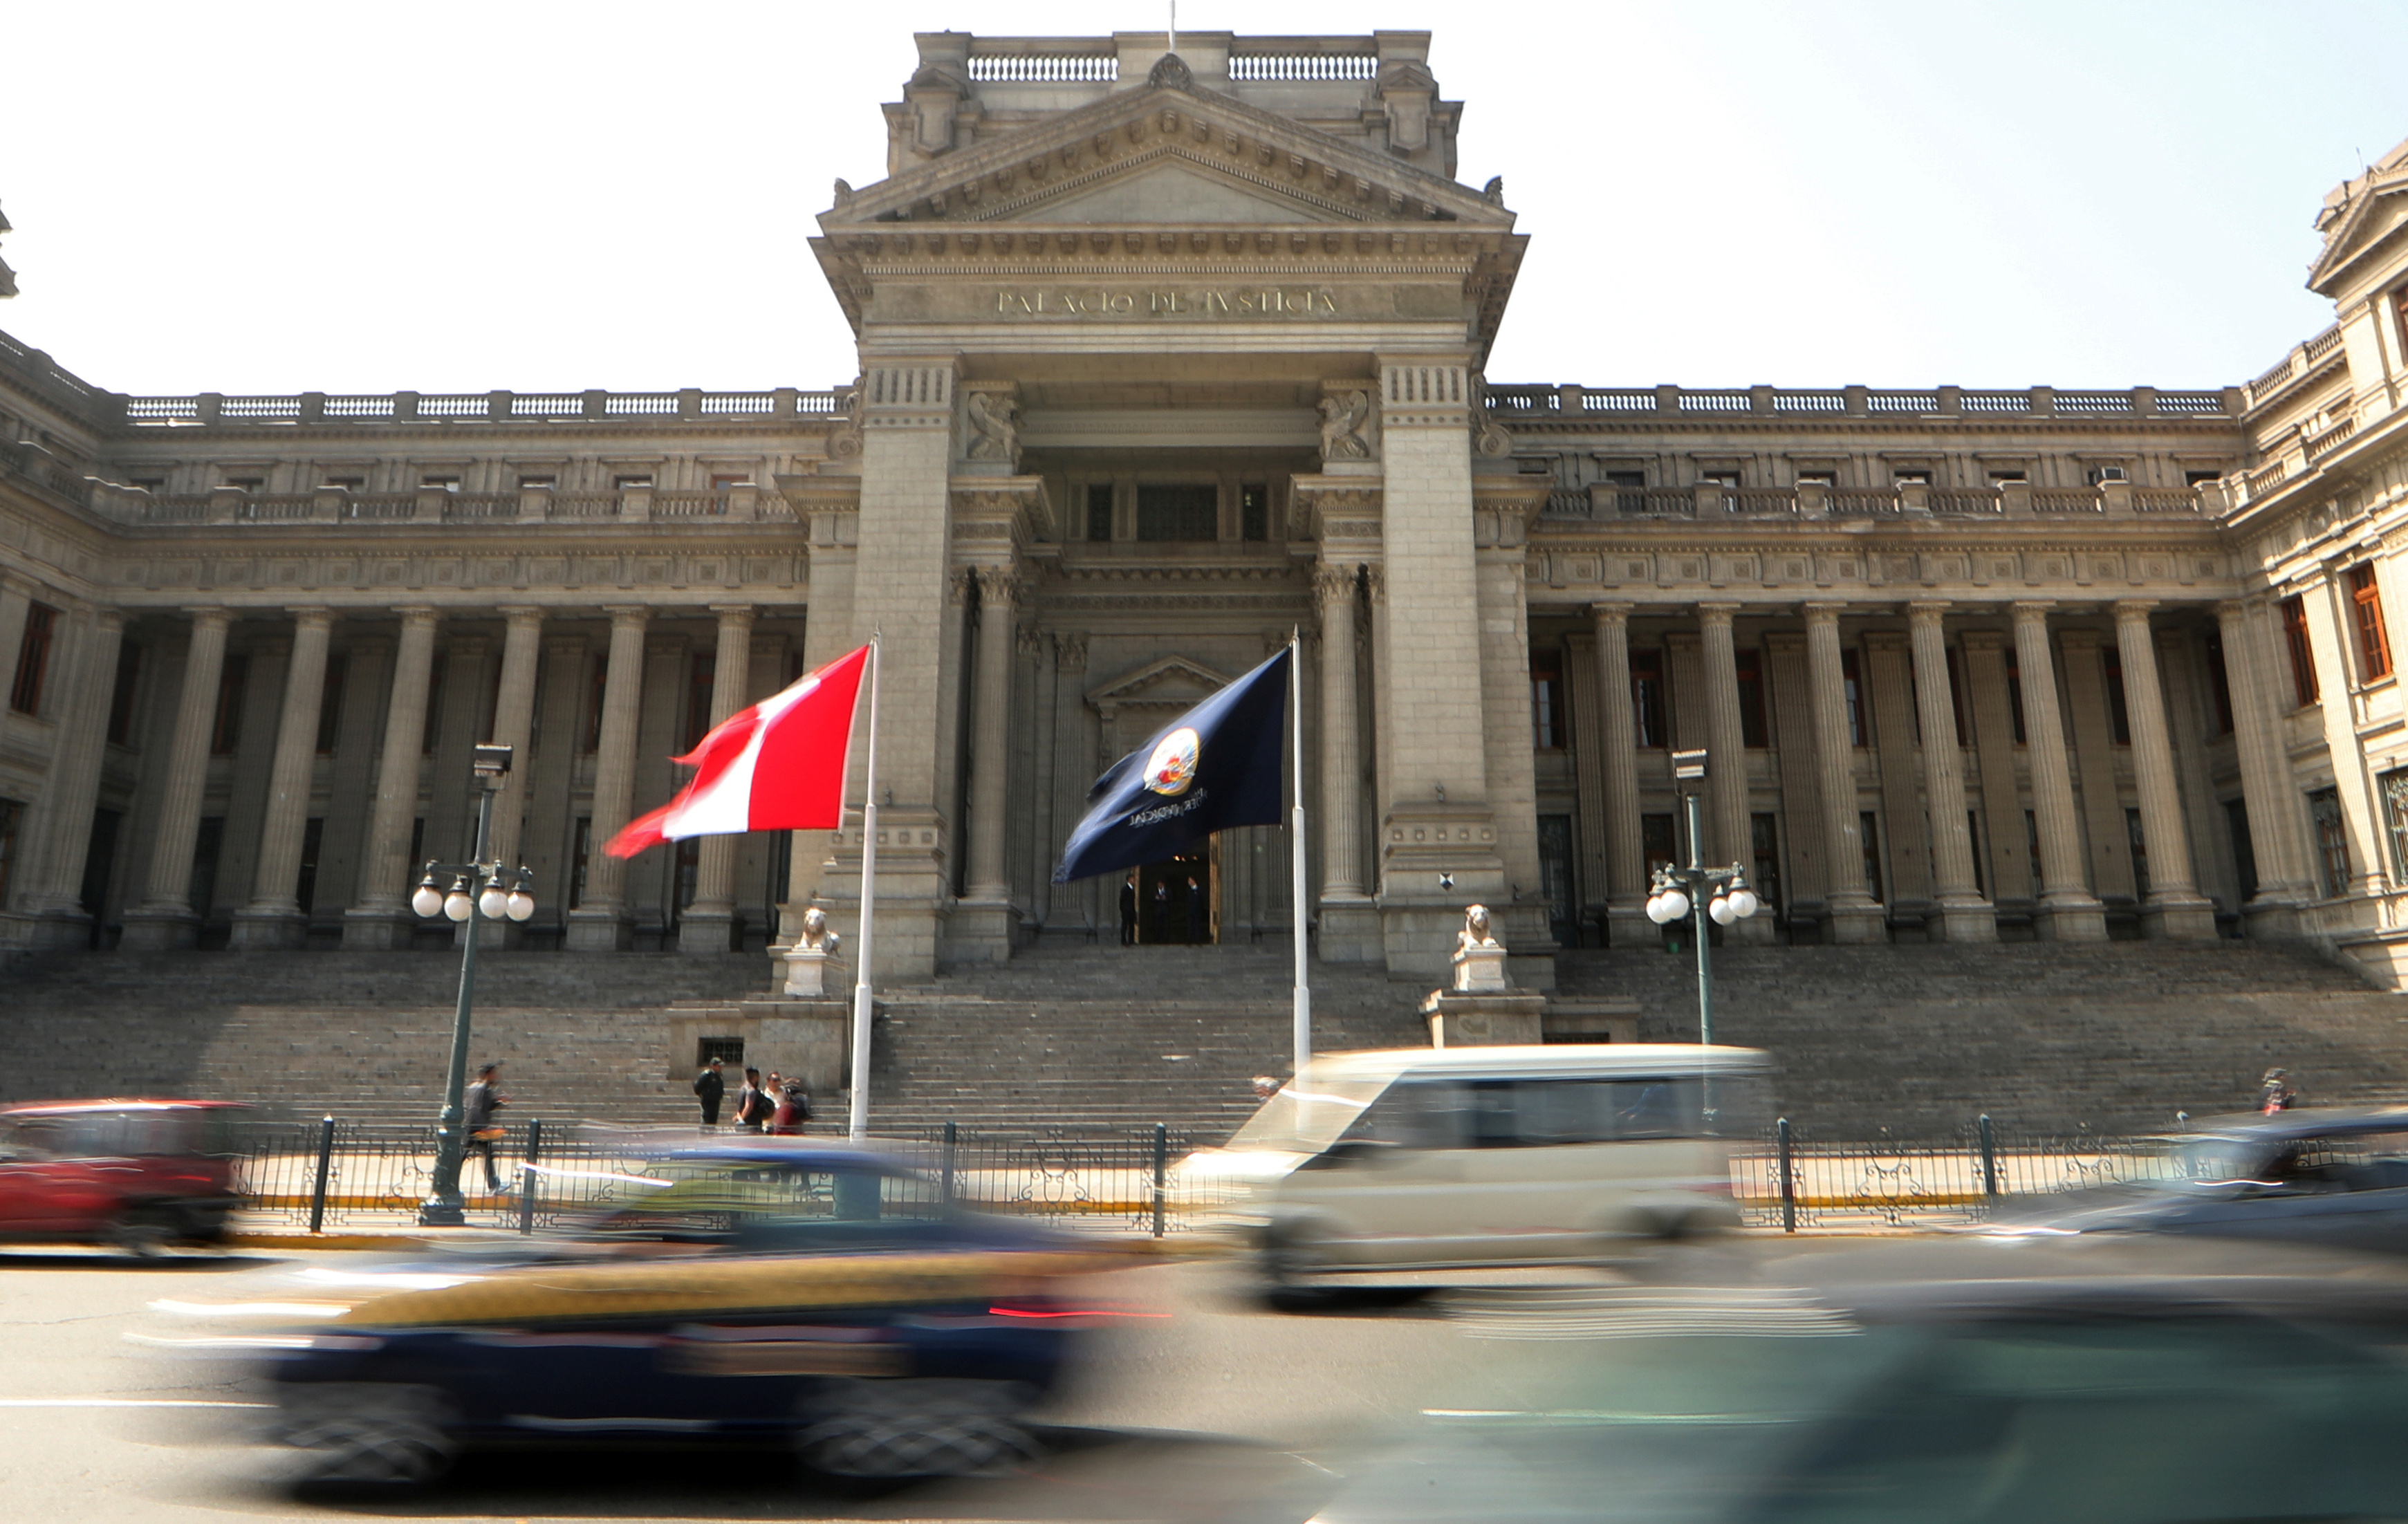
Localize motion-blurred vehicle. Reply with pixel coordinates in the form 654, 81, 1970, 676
1176, 1046, 1770, 1288
1982, 1106, 2408, 1254
244, 1144, 1141, 1485
0, 1099, 248, 1252
1309, 1236, 2408, 1523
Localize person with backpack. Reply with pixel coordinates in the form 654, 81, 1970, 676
770, 1081, 811, 1135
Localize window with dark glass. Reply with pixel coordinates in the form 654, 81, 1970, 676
1945, 646, 1970, 746
1085, 483, 1114, 542
1841, 647, 1867, 747
105, 642, 142, 746
1136, 483, 1218, 541
2310, 788, 2351, 898
569, 817, 593, 909
584, 659, 607, 753
0, 797, 20, 904
296, 817, 324, 914
1641, 813, 1675, 875
419, 474, 461, 492
315, 654, 347, 755
2126, 807, 2149, 899
2102, 645, 2130, 745
684, 655, 716, 750
419, 657, 445, 756
1750, 812, 1781, 915
1240, 483, 1268, 542
10, 602, 57, 715
2005, 646, 2026, 745
2350, 563, 2393, 682
1530, 657, 1562, 749
613, 472, 654, 490
2084, 464, 2129, 485
1602, 470, 1645, 514
2226, 798, 2257, 902
1860, 811, 1884, 902
1735, 649, 1767, 747
1631, 649, 1668, 749
2205, 630, 2236, 735
517, 474, 557, 491
1966, 810, 1985, 895
210, 653, 248, 756
2026, 809, 2043, 886
2281, 595, 2319, 706
189, 817, 225, 921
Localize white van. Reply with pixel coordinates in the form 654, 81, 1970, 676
1177, 1044, 1772, 1283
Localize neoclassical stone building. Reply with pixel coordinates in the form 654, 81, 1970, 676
3, 32, 2408, 990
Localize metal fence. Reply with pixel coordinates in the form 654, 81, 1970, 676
1732, 1116, 2193, 1231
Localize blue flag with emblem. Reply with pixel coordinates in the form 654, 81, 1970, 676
1053, 647, 1291, 884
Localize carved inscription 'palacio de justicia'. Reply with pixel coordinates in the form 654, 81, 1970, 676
8, 31, 2408, 995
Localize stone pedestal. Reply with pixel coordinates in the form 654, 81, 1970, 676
225, 908, 308, 950
1452, 940, 1509, 992
2141, 893, 2221, 942
678, 909, 737, 954
338, 907, 416, 951
665, 997, 852, 1098
1420, 989, 1546, 1047
565, 909, 635, 952
1932, 895, 2002, 944
118, 909, 201, 951
1315, 898, 1383, 963
782, 947, 846, 998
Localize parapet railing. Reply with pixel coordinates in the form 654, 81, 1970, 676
2246, 323, 2348, 411
111, 386, 844, 428
1486, 382, 2241, 421
1546, 477, 2226, 521
78, 479, 809, 528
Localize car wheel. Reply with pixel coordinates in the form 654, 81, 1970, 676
1256, 1225, 1334, 1310
111, 1206, 176, 1258
275, 1384, 457, 1487
795, 1378, 1042, 1479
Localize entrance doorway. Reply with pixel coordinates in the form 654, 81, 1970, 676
1137, 852, 1214, 945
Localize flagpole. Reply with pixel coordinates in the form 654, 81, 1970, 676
849, 633, 882, 1142
1290, 631, 1310, 1079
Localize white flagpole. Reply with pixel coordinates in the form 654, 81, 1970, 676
1290, 631, 1310, 1078
848, 634, 882, 1142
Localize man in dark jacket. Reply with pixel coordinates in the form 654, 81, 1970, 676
463, 1063, 505, 1193
694, 1057, 725, 1129
1118, 873, 1138, 945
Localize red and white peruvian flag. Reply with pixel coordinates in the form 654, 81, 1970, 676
606, 644, 869, 858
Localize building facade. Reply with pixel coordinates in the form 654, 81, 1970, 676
4, 32, 2408, 989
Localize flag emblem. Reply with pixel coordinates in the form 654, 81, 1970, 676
1144, 727, 1201, 796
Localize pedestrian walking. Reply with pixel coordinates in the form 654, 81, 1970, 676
733, 1066, 768, 1132
463, 1063, 506, 1194
693, 1056, 725, 1129
1119, 873, 1139, 945
1185, 874, 1207, 944
2259, 1068, 2300, 1113
770, 1081, 812, 1135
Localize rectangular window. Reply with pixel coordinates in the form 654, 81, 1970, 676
419, 474, 461, 492
0, 798, 19, 904
1860, 810, 1884, 903
79, 808, 120, 924
2226, 799, 2258, 902
420, 656, 445, 756
407, 817, 425, 877
1085, 483, 1114, 543
2204, 630, 2236, 736
210, 653, 249, 756
684, 655, 716, 751
322, 475, 365, 492
10, 602, 57, 715
295, 817, 324, 915
584, 658, 606, 754
2351, 563, 2393, 682
2310, 788, 2351, 898
1240, 483, 1269, 543
1136, 483, 1219, 542
2005, 646, 2026, 745
2026, 809, 2044, 887
105, 642, 143, 746
2281, 595, 2319, 707
189, 817, 225, 921
1945, 646, 1970, 747
2084, 464, 2129, 485
1750, 812, 1781, 916
1641, 812, 1676, 875
2102, 645, 2131, 746
613, 472, 654, 490
1537, 815, 1576, 947
1966, 810, 1985, 896
1530, 658, 1562, 750
2383, 769, 2408, 886
2126, 806, 2150, 900
1841, 648, 1867, 747
674, 837, 701, 916
1735, 649, 1767, 747
710, 472, 751, 491
517, 473, 557, 490
315, 653, 347, 755
569, 817, 593, 909
1602, 470, 1645, 515
1631, 650, 1668, 749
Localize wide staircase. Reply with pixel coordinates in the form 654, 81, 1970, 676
4, 938, 2408, 1141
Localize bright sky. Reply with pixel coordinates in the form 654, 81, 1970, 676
3, 1, 2400, 397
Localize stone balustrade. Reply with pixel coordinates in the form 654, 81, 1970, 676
1485, 382, 2241, 420
75, 479, 808, 527
1559, 478, 2223, 521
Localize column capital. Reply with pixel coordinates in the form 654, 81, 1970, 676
1906, 600, 1951, 626
497, 604, 544, 629
189, 605, 236, 632
393, 604, 440, 630
1015, 624, 1048, 660
94, 606, 127, 634
2010, 600, 2057, 623
1588, 600, 1633, 627
707, 602, 757, 622
1054, 630, 1089, 670
604, 604, 651, 629
0, 569, 44, 600
1696, 600, 1739, 626
1313, 564, 1358, 609
290, 606, 335, 631
1802, 600, 1846, 626
972, 566, 1023, 606
2214, 597, 2253, 628
2112, 599, 2160, 624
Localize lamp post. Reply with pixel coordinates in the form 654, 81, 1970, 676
414, 743, 535, 1227
1645, 748, 1761, 1048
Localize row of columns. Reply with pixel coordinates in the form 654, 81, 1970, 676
109, 602, 772, 953
0, 579, 126, 948
1580, 599, 2219, 944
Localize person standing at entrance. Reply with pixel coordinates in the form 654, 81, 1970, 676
1119, 873, 1139, 945
693, 1056, 725, 1129
1185, 875, 1207, 944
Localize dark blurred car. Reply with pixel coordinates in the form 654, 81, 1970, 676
253, 1144, 1142, 1485
0, 1099, 248, 1252
1979, 1106, 2408, 1253
1308, 1236, 2408, 1523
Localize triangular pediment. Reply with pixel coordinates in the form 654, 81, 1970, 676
1017, 158, 1346, 225
2309, 139, 2408, 297
1086, 655, 1231, 711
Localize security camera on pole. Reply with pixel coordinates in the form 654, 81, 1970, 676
1645, 747, 1761, 1048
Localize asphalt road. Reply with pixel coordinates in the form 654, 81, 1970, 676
0, 1245, 1497, 1523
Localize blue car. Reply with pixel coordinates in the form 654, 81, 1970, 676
257, 1145, 1138, 1485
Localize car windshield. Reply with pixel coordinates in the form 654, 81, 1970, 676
1223, 1076, 1393, 1153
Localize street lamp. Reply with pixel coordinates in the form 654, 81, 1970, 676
416, 742, 535, 1227
1645, 747, 1759, 1048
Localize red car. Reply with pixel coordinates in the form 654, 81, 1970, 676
0, 1100, 248, 1253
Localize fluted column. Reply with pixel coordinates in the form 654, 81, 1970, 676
962, 568, 1018, 905
341, 608, 440, 949
2218, 598, 2312, 936
1907, 603, 1997, 941
1804, 603, 1885, 943
2115, 601, 2216, 938
2013, 601, 2108, 940
228, 608, 334, 948
1589, 602, 1647, 941
566, 605, 649, 951
121, 608, 233, 950
1696, 602, 1771, 944
1316, 566, 1378, 960
14, 608, 124, 947
679, 604, 755, 954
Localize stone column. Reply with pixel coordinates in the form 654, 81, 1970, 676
1048, 631, 1094, 938
1961, 630, 2035, 905
953, 568, 1019, 961
1589, 602, 1647, 942
121, 608, 233, 950
228, 608, 334, 949
342, 608, 439, 949
1696, 602, 1771, 943
2013, 602, 2109, 940
461, 606, 544, 948
2116, 601, 2217, 938
678, 604, 754, 954
14, 608, 125, 947
1907, 603, 1997, 940
566, 606, 649, 951
1863, 632, 1934, 918
1803, 604, 1884, 942
1315, 565, 1377, 958
1024, 628, 1059, 928
2217, 598, 2310, 936
0, 574, 34, 717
